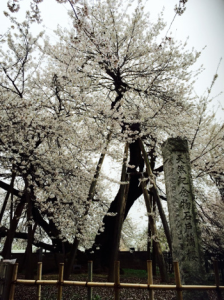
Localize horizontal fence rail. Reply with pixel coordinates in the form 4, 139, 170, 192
8, 260, 224, 300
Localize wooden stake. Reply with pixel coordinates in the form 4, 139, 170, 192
140, 178, 168, 282
114, 261, 120, 300
138, 138, 172, 252
37, 262, 42, 300
213, 261, 223, 300
173, 262, 183, 300
57, 263, 64, 300
88, 261, 93, 300
9, 263, 18, 300
147, 260, 154, 300
0, 173, 15, 224
214, 261, 220, 287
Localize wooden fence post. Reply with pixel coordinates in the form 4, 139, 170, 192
214, 261, 223, 300
9, 263, 18, 300
57, 263, 64, 300
0, 262, 15, 300
147, 260, 154, 300
37, 262, 42, 300
0, 262, 7, 298
174, 261, 183, 300
88, 261, 93, 300
5, 260, 224, 299
114, 261, 120, 300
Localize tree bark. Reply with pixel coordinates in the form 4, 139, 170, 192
91, 138, 144, 270
108, 143, 129, 282
91, 171, 143, 266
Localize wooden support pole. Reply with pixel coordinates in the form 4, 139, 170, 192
57, 263, 64, 300
214, 261, 220, 287
114, 261, 120, 300
0, 173, 15, 225
174, 262, 183, 300
88, 261, 93, 300
214, 261, 223, 300
9, 263, 18, 300
147, 260, 154, 300
139, 138, 172, 252
140, 178, 168, 283
37, 262, 42, 300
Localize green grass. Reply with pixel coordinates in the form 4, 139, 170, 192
41, 267, 175, 282
122, 268, 175, 281
122, 268, 148, 278
92, 295, 102, 300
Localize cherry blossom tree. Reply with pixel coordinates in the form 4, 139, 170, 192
45, 0, 201, 277
0, 0, 223, 281
0, 13, 109, 277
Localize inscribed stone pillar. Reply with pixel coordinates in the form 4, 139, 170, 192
162, 138, 208, 300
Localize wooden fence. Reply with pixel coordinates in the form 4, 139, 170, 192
6, 260, 224, 300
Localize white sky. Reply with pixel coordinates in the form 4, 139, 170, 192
0, 0, 223, 234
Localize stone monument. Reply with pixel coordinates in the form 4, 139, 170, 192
162, 138, 208, 300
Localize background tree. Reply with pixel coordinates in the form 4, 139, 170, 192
0, 13, 109, 276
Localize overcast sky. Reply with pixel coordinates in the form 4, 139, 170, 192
0, 0, 223, 121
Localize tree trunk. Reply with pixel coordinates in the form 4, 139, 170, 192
108, 143, 129, 282
91, 171, 143, 268
91, 139, 144, 270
